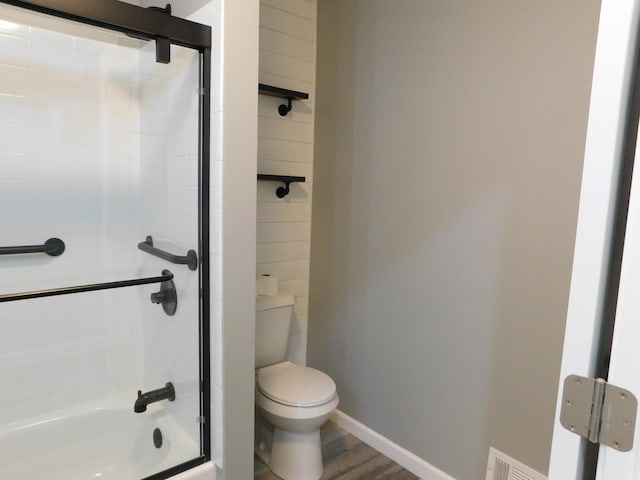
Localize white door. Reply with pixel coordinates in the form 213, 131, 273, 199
595, 147, 640, 474
549, 0, 640, 478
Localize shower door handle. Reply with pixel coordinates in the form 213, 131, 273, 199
0, 238, 65, 257
138, 236, 198, 270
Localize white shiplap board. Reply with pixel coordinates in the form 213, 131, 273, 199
258, 136, 314, 162
258, 0, 317, 364
260, 4, 315, 41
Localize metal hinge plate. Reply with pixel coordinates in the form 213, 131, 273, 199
560, 374, 638, 451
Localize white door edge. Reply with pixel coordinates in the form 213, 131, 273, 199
595, 100, 640, 478
549, 0, 640, 478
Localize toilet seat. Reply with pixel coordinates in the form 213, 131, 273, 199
257, 361, 337, 407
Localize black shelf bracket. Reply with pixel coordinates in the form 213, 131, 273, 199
257, 174, 305, 198
258, 83, 309, 116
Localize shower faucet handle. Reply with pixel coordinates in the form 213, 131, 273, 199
149, 270, 177, 316
150, 291, 170, 304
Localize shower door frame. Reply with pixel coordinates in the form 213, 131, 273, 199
0, 1, 213, 478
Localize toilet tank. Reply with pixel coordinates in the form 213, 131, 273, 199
255, 291, 295, 368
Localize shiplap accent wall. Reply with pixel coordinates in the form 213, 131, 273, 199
257, 0, 317, 364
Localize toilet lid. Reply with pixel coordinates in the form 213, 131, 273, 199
257, 362, 337, 407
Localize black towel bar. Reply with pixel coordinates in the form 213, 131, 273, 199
0, 271, 174, 303
138, 236, 198, 270
0, 238, 65, 257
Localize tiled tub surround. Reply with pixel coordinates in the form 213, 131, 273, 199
0, 5, 205, 479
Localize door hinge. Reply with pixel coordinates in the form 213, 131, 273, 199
560, 374, 638, 451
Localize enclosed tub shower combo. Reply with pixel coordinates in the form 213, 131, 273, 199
0, 1, 212, 479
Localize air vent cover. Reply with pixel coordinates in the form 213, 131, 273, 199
485, 448, 547, 480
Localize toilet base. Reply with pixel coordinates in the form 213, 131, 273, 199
268, 428, 323, 480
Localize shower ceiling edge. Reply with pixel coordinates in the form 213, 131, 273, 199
0, 1, 213, 479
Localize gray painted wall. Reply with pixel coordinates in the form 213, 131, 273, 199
308, 1, 601, 479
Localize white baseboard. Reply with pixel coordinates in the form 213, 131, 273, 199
331, 410, 457, 480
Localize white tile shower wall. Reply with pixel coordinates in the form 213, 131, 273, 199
257, 0, 317, 365
0, 10, 144, 423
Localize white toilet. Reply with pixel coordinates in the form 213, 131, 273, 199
255, 291, 339, 480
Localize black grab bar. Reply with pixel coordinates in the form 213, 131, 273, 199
138, 236, 198, 271
0, 238, 65, 257
0, 271, 173, 303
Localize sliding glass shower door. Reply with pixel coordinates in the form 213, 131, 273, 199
0, 3, 210, 479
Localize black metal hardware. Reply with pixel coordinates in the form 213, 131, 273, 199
199, 47, 212, 462
0, 271, 173, 303
134, 382, 176, 413
257, 174, 305, 198
258, 83, 309, 116
1, 0, 211, 51
156, 36, 171, 64
148, 3, 171, 15
138, 236, 198, 271
148, 2, 171, 62
150, 269, 177, 316
0, 238, 65, 257
140, 458, 207, 480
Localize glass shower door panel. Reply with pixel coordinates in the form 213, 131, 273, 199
137, 37, 203, 478
0, 5, 204, 480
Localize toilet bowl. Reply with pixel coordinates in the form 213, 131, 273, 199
255, 291, 339, 480
255, 361, 339, 480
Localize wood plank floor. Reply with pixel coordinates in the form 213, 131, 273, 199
254, 421, 420, 480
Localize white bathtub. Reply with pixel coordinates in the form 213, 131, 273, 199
0, 399, 215, 480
